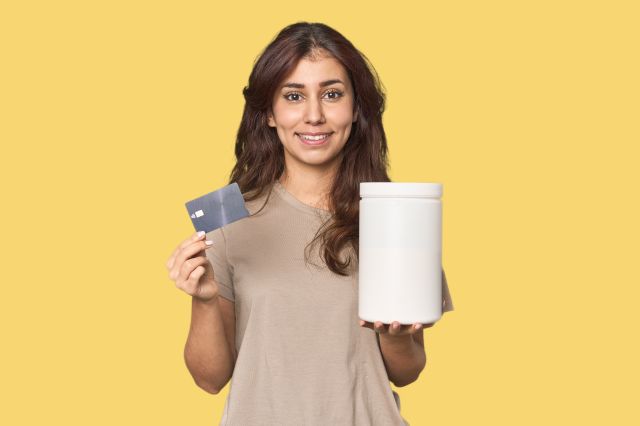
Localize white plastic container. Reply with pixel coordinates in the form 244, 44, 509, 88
359, 182, 443, 324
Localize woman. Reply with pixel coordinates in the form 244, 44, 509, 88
166, 22, 454, 426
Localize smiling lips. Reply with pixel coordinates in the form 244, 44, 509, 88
296, 132, 333, 145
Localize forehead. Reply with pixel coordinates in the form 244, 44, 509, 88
279, 55, 350, 88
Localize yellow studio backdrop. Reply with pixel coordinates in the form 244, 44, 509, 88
1, 0, 638, 424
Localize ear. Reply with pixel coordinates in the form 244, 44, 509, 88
267, 110, 276, 128
352, 107, 358, 123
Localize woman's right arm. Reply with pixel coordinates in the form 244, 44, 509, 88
166, 231, 236, 394
184, 294, 236, 394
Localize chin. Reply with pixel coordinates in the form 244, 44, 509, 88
286, 148, 329, 162
298, 156, 332, 166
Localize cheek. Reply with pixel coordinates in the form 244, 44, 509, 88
327, 104, 355, 128
273, 105, 302, 130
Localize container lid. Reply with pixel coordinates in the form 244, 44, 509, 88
360, 182, 443, 198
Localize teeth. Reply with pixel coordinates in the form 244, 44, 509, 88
299, 133, 330, 141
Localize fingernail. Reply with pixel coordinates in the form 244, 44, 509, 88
359, 320, 365, 326
415, 324, 422, 330
392, 323, 399, 329
205, 240, 213, 246
197, 231, 205, 238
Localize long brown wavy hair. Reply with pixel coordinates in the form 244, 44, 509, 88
228, 22, 390, 276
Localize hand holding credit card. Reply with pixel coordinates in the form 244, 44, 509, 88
185, 182, 250, 234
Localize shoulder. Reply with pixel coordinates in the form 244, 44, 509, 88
241, 184, 275, 216
221, 185, 275, 240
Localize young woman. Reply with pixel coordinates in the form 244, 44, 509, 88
166, 22, 454, 426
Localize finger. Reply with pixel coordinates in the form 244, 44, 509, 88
388, 321, 402, 336
177, 263, 205, 296
410, 323, 423, 334
400, 324, 412, 334
185, 265, 206, 295
361, 320, 430, 335
169, 239, 213, 280
167, 231, 206, 270
176, 256, 210, 290
374, 321, 387, 334
392, 322, 417, 336
167, 231, 205, 269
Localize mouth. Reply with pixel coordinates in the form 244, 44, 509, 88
296, 132, 333, 146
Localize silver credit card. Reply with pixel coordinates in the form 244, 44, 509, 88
185, 182, 250, 233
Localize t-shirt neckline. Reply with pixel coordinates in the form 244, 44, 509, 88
272, 181, 333, 217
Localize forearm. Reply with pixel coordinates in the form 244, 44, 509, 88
184, 296, 234, 394
378, 333, 426, 387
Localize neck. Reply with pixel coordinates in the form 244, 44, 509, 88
278, 161, 339, 211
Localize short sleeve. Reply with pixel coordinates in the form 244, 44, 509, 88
442, 268, 454, 313
204, 227, 234, 302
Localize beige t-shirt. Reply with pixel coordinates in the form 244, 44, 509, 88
205, 180, 454, 426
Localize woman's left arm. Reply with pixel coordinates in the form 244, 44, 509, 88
361, 321, 432, 387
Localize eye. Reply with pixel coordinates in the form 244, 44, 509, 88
324, 89, 344, 100
283, 89, 344, 102
284, 92, 302, 102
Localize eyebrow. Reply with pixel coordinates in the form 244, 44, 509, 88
281, 79, 345, 89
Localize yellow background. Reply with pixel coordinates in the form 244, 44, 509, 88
1, 0, 638, 424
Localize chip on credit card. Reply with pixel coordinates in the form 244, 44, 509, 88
185, 182, 250, 234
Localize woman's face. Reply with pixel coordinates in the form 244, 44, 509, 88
268, 53, 357, 173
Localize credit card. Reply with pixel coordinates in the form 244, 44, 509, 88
185, 182, 250, 234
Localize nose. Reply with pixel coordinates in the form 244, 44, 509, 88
303, 96, 325, 125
